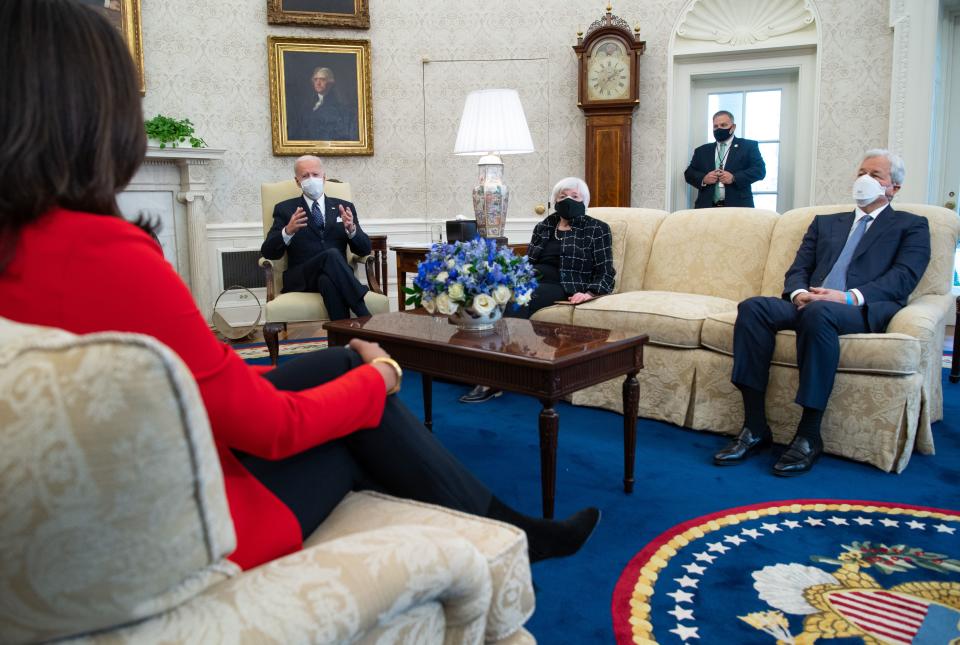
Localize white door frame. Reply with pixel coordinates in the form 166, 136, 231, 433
668, 48, 818, 212
688, 71, 798, 212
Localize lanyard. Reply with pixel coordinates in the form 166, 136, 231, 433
715, 141, 732, 169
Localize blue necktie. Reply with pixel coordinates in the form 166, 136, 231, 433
821, 214, 873, 291
311, 201, 325, 236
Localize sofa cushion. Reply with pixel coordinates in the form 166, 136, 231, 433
643, 208, 778, 302
701, 310, 921, 375
265, 290, 389, 323
567, 291, 738, 348
0, 318, 237, 644
304, 490, 534, 643
588, 207, 669, 293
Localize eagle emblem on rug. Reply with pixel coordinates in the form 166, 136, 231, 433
612, 501, 960, 644
745, 542, 960, 643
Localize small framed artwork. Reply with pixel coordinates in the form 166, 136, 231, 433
267, 0, 370, 29
78, 0, 145, 94
268, 36, 374, 156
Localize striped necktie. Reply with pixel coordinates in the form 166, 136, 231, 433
311, 201, 325, 236
821, 214, 873, 291
714, 142, 727, 203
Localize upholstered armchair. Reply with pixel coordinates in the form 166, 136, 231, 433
259, 180, 390, 365
0, 317, 536, 644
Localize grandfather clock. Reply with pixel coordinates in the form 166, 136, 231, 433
573, 5, 645, 207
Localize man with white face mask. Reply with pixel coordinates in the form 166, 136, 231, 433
261, 155, 372, 319
713, 149, 930, 476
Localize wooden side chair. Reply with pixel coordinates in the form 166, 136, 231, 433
259, 180, 389, 365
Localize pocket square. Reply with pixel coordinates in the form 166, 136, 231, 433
335, 217, 343, 222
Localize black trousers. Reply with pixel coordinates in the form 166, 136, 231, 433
236, 347, 492, 539
504, 278, 568, 320
731, 297, 870, 411
286, 249, 368, 320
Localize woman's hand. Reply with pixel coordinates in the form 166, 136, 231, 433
348, 338, 399, 394
568, 292, 594, 304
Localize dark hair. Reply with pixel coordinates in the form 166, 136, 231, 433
0, 0, 147, 269
712, 110, 735, 123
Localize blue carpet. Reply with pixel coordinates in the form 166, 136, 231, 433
393, 370, 960, 644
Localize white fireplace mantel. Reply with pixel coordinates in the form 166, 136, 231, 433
118, 146, 226, 319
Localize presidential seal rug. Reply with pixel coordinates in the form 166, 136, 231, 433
612, 500, 960, 644
231, 337, 328, 361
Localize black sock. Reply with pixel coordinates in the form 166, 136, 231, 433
739, 386, 769, 434
486, 497, 600, 563
795, 407, 824, 445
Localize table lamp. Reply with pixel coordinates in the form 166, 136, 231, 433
453, 89, 534, 240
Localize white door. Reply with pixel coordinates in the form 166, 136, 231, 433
688, 71, 798, 212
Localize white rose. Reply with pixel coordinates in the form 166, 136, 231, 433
447, 259, 456, 269
514, 290, 532, 306
472, 293, 496, 315
422, 297, 436, 313
436, 292, 459, 315
435, 271, 449, 283
448, 282, 465, 301
493, 284, 512, 305
461, 263, 473, 275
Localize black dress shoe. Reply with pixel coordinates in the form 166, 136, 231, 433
772, 436, 822, 477
459, 385, 502, 403
713, 425, 772, 465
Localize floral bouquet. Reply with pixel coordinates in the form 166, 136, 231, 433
404, 238, 538, 320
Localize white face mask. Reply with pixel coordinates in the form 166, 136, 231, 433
852, 174, 886, 208
300, 176, 324, 200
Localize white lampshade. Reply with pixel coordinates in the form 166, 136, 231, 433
453, 89, 535, 156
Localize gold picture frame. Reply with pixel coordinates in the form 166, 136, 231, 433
79, 0, 145, 94
268, 36, 374, 156
267, 0, 370, 29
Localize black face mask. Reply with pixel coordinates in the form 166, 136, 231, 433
555, 198, 586, 222
713, 127, 732, 142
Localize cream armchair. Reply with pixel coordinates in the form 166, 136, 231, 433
259, 180, 390, 364
0, 317, 536, 644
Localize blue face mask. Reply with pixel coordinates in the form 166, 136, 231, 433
555, 198, 585, 223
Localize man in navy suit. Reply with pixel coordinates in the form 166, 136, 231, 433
684, 111, 766, 208
713, 149, 931, 475
261, 155, 371, 320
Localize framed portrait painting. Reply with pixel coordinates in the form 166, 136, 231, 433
268, 36, 374, 156
78, 0, 145, 94
267, 0, 370, 29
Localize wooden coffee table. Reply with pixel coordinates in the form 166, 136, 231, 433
325, 311, 647, 518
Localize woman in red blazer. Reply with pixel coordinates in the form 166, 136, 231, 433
0, 0, 598, 571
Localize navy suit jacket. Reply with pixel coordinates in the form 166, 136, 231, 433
260, 194, 371, 293
683, 137, 766, 208
782, 205, 931, 332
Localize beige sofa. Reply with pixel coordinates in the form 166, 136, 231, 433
533, 204, 959, 473
0, 317, 535, 644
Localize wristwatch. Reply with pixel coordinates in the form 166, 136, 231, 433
370, 356, 403, 395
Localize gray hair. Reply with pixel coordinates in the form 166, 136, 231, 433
311, 67, 335, 82
863, 148, 905, 185
294, 155, 323, 172
551, 177, 590, 209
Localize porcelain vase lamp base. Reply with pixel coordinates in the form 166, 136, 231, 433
472, 156, 508, 239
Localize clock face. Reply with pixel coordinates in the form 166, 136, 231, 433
586, 37, 631, 101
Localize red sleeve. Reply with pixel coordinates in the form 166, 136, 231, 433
75, 225, 387, 459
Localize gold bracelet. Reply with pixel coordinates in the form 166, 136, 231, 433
370, 356, 403, 395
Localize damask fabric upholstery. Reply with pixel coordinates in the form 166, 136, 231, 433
533, 203, 960, 473
0, 318, 238, 644
0, 318, 536, 644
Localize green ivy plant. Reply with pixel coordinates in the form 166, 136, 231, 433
144, 115, 207, 149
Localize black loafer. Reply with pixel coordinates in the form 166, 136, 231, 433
772, 436, 822, 477
713, 425, 772, 465
459, 385, 503, 404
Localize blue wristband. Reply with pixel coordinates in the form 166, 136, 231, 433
845, 292, 853, 306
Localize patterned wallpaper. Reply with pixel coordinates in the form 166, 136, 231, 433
140, 0, 892, 225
